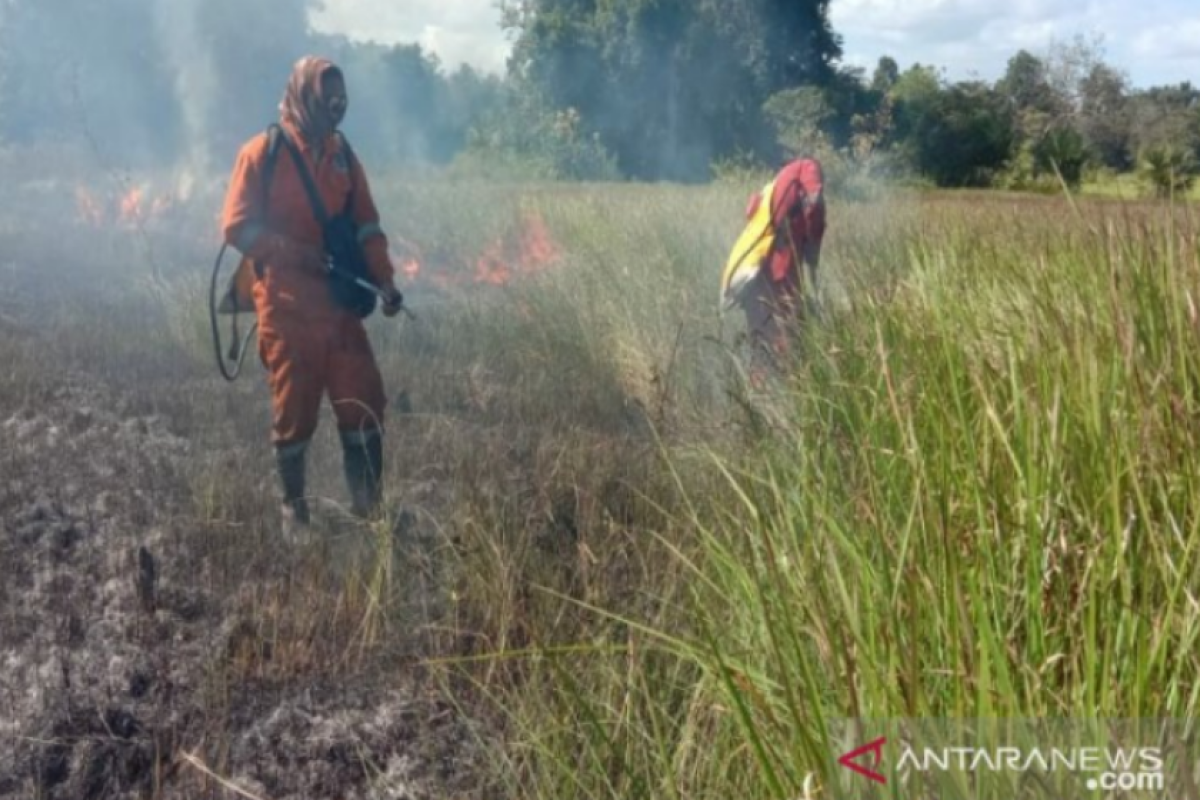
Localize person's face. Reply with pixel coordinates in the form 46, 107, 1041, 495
321, 72, 348, 128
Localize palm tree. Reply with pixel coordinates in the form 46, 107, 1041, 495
1140, 145, 1197, 199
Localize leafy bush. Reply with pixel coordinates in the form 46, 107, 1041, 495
709, 150, 772, 187
1033, 125, 1088, 188
459, 90, 620, 181
1139, 144, 1198, 198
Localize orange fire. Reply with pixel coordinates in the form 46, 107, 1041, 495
75, 187, 105, 227
473, 212, 560, 286
74, 183, 177, 229
119, 187, 144, 223
474, 244, 512, 286
399, 258, 421, 280
394, 212, 561, 290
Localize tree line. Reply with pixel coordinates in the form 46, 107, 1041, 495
1, 0, 1196, 191
851, 38, 1200, 194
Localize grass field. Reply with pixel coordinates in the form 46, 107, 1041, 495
3, 166, 1198, 797
1082, 171, 1200, 202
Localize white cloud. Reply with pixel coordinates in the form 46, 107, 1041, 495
311, 0, 1200, 86
1135, 18, 1200, 60
309, 0, 511, 73
832, 0, 1200, 85
833, 0, 1004, 40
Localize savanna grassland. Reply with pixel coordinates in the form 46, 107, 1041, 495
1, 165, 1197, 798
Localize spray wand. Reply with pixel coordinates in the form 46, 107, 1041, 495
327, 261, 416, 321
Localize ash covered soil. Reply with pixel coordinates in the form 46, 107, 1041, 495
0, 328, 492, 798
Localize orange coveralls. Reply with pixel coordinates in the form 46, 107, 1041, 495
221, 123, 395, 446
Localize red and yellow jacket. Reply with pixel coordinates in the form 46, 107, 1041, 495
720, 157, 826, 306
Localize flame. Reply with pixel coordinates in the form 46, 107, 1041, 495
75, 187, 105, 227
393, 212, 561, 291
119, 187, 144, 223
474, 244, 512, 286
518, 213, 559, 266
391, 237, 424, 282
472, 212, 560, 286
73, 183, 176, 228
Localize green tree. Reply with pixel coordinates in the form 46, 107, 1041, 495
888, 63, 941, 159
1129, 83, 1200, 158
435, 66, 508, 161
1042, 32, 1107, 113
892, 70, 1014, 187
997, 50, 1063, 120
1033, 125, 1088, 187
820, 66, 881, 148
1078, 63, 1131, 169
1140, 144, 1197, 198
997, 50, 1067, 150
931, 83, 1015, 186
462, 85, 619, 180
872, 56, 899, 94
763, 85, 833, 155
501, 0, 842, 180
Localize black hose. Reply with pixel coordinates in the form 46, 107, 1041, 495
209, 243, 258, 382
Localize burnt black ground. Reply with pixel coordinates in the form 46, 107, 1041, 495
0, 317, 492, 799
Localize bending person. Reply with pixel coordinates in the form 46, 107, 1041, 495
721, 156, 827, 380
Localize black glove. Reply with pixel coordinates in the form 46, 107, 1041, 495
380, 284, 404, 318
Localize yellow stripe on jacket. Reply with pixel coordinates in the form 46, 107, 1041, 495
720, 179, 777, 308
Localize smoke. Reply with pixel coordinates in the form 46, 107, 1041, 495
1, 0, 505, 182
153, 0, 220, 177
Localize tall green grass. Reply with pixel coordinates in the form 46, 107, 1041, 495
465, 193, 1200, 799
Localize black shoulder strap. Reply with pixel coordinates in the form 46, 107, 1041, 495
262, 124, 284, 210
246, 124, 288, 280
335, 132, 357, 172
335, 131, 358, 214
276, 126, 332, 226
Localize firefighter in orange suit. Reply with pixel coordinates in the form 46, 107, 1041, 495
220, 56, 404, 537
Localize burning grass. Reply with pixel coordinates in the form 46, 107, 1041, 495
2, 169, 1198, 798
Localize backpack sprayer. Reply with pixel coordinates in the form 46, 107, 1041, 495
209, 125, 412, 382
208, 244, 409, 382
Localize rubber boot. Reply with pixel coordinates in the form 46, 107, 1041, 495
340, 428, 383, 519
276, 440, 311, 543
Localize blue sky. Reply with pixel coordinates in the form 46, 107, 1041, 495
310, 0, 1200, 87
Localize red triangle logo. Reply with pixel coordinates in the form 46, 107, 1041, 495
838, 737, 888, 785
